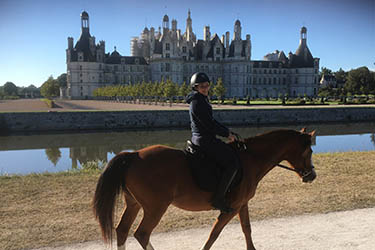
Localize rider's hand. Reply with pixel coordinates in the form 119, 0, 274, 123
228, 133, 236, 142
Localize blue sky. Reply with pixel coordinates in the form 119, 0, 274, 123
0, 0, 374, 87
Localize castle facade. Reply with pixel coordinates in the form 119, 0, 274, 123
65, 11, 320, 99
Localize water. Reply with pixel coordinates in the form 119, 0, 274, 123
0, 122, 374, 175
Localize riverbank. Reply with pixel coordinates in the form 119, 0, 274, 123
1, 151, 374, 249
1, 100, 375, 133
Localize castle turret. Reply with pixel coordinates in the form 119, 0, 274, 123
171, 19, 177, 31
81, 11, 89, 33
163, 14, 169, 33
233, 19, 241, 40
204, 26, 210, 41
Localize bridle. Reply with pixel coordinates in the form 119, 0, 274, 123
232, 133, 315, 179
276, 163, 315, 178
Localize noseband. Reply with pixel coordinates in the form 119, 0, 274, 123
276, 163, 315, 178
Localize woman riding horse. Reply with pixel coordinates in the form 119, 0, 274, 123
186, 72, 240, 213
93, 108, 317, 249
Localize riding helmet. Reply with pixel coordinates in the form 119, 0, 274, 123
190, 72, 210, 89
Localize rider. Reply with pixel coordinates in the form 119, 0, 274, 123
185, 72, 240, 213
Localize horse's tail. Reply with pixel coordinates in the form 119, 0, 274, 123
93, 152, 135, 244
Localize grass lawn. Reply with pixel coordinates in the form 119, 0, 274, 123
1, 151, 375, 249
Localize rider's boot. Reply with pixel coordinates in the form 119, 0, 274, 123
211, 168, 238, 213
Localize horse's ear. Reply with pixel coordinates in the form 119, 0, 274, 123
300, 127, 307, 133
309, 130, 316, 137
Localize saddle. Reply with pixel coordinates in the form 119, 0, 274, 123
184, 140, 243, 192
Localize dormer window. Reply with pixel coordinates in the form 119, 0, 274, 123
216, 47, 220, 55
182, 46, 187, 53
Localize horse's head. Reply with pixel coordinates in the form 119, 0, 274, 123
285, 128, 317, 183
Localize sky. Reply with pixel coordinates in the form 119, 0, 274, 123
0, 0, 374, 87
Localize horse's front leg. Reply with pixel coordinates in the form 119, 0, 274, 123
200, 211, 237, 250
238, 204, 256, 250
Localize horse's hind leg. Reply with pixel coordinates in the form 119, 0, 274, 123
134, 205, 168, 250
200, 211, 237, 250
116, 194, 141, 250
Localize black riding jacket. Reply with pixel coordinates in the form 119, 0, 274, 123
186, 91, 230, 145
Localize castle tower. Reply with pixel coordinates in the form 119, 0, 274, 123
233, 19, 241, 40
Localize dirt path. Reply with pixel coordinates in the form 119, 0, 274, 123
35, 207, 375, 250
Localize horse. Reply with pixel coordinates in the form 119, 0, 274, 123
93, 128, 316, 250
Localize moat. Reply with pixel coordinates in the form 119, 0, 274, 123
0, 122, 374, 175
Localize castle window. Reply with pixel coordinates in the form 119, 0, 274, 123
216, 47, 220, 55
216, 57, 220, 62
166, 43, 170, 51
166, 53, 170, 58
80, 65, 82, 70
182, 46, 187, 53
183, 56, 187, 61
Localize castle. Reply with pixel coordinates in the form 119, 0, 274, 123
65, 11, 320, 99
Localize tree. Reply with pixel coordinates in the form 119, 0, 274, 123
344, 67, 373, 95
164, 79, 178, 100
3, 82, 18, 96
41, 76, 60, 98
45, 148, 61, 166
334, 68, 347, 85
57, 73, 67, 88
178, 81, 190, 97
212, 77, 226, 103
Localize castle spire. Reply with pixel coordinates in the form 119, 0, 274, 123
186, 9, 193, 41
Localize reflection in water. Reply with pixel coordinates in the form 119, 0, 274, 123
45, 148, 61, 166
0, 122, 374, 174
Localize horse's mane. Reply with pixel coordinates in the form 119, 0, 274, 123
237, 129, 312, 152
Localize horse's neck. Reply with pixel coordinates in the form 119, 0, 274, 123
244, 134, 290, 183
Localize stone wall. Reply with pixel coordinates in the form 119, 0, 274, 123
1, 107, 375, 134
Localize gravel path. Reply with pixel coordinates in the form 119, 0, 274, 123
35, 207, 375, 250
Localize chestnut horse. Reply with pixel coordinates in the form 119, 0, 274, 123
93, 128, 316, 250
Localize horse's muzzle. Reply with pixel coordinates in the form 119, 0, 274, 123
302, 166, 317, 183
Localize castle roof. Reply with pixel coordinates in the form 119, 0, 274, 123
105, 54, 148, 65
71, 29, 96, 62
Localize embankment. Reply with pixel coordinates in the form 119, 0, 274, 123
1, 106, 375, 133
